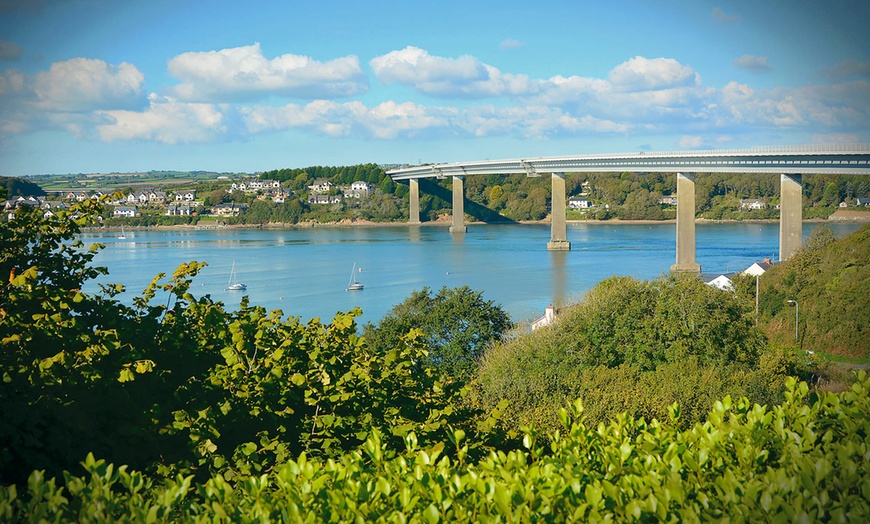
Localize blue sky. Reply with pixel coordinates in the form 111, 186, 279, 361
1, 0, 868, 175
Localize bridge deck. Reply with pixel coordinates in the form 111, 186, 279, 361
387, 144, 870, 179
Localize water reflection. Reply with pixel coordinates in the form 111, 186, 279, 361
550, 251, 568, 309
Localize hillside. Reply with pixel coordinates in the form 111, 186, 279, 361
758, 223, 870, 358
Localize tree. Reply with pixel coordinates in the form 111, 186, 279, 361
363, 286, 513, 382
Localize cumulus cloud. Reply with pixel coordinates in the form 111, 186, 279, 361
733, 55, 771, 73
608, 56, 699, 92
96, 94, 227, 144
370, 46, 543, 98
243, 100, 452, 139
0, 41, 23, 61
167, 43, 368, 102
32, 57, 145, 111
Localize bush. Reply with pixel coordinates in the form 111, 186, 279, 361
472, 274, 772, 434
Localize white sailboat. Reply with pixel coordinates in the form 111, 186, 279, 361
117, 225, 126, 239
346, 263, 364, 291
227, 261, 247, 290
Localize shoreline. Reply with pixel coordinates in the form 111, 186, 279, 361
83, 216, 855, 232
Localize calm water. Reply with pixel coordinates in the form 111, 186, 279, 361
79, 222, 861, 326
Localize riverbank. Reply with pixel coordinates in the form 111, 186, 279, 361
87, 214, 860, 232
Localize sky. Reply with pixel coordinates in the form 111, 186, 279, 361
0, 0, 868, 176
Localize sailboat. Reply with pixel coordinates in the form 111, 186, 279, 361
117, 225, 126, 239
346, 263, 364, 291
227, 261, 247, 291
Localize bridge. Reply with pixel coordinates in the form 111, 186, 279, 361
387, 144, 870, 272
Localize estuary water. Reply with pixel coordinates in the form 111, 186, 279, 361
79, 222, 861, 326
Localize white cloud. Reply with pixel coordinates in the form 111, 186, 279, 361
608, 56, 699, 92
716, 80, 870, 129
96, 94, 226, 144
811, 133, 860, 144
243, 99, 452, 139
370, 46, 543, 98
0, 68, 26, 97
499, 39, 525, 51
32, 57, 144, 112
733, 55, 771, 73
167, 43, 368, 102
679, 135, 705, 148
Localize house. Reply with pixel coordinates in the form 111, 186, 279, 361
114, 206, 137, 218
743, 258, 774, 277
166, 203, 192, 216
531, 305, 557, 331
568, 196, 591, 209
856, 197, 870, 207
701, 273, 733, 291
211, 203, 247, 216
249, 179, 280, 190
269, 188, 293, 203
174, 190, 196, 202
839, 201, 849, 208
127, 191, 149, 204
740, 199, 766, 210
148, 189, 167, 204
308, 180, 334, 193
344, 181, 374, 199
308, 194, 342, 205
658, 195, 678, 206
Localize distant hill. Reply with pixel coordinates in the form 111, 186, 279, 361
758, 224, 870, 358
0, 176, 46, 198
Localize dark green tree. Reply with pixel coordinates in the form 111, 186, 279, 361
363, 286, 513, 382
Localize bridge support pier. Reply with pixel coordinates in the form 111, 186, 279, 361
408, 179, 420, 224
547, 172, 571, 251
449, 175, 466, 234
670, 172, 701, 273
779, 174, 802, 261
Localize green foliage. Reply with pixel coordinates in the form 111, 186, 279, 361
472, 274, 772, 434
758, 224, 870, 358
363, 286, 513, 383
0, 176, 46, 198
0, 203, 484, 487
4, 374, 869, 521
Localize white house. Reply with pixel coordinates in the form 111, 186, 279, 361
174, 190, 196, 201
658, 195, 678, 206
568, 196, 591, 209
308, 194, 342, 205
308, 180, 334, 193
114, 206, 137, 218
701, 274, 733, 291
743, 259, 774, 277
740, 199, 766, 210
531, 305, 557, 331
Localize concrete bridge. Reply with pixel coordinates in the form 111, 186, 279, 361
386, 144, 870, 272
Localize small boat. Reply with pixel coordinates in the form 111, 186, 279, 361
117, 225, 126, 239
346, 263, 364, 291
227, 261, 247, 291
